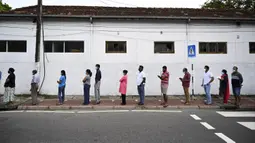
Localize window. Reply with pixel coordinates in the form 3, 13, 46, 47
0, 41, 6, 52
154, 42, 175, 53
0, 41, 27, 52
44, 41, 84, 53
249, 42, 255, 54
199, 42, 227, 54
65, 41, 84, 53
106, 41, 126, 53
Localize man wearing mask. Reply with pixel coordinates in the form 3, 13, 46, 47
137, 65, 146, 105
31, 70, 40, 105
158, 66, 169, 107
201, 65, 214, 105
95, 64, 102, 104
179, 68, 191, 105
3, 68, 16, 104
231, 66, 243, 107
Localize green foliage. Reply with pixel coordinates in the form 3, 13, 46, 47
202, 0, 255, 11
0, 1, 12, 12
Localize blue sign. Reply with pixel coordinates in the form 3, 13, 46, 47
0, 71, 2, 80
188, 45, 196, 58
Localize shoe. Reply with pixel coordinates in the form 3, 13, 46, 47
96, 101, 101, 104
121, 103, 126, 105
138, 103, 144, 105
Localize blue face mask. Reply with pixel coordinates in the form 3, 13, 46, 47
222, 72, 224, 75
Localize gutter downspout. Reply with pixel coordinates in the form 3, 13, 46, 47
90, 16, 93, 65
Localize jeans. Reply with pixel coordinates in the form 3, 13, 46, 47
233, 87, 241, 96
58, 86, 65, 104
137, 84, 145, 104
83, 84, 91, 105
204, 84, 212, 104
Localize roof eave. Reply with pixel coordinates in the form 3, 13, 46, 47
0, 14, 255, 21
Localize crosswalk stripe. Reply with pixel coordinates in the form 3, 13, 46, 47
216, 111, 255, 117
190, 114, 202, 120
237, 122, 255, 130
215, 133, 236, 143
200, 122, 215, 130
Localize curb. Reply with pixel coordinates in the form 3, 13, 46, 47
16, 105, 224, 110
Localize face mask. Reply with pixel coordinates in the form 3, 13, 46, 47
221, 72, 224, 75
204, 69, 206, 72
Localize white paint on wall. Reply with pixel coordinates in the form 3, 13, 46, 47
0, 20, 254, 96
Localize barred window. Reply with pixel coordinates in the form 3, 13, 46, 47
106, 41, 127, 53
199, 42, 227, 54
44, 41, 84, 53
154, 42, 175, 54
0, 41, 27, 52
249, 42, 255, 54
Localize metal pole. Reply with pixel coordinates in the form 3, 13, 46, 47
191, 64, 194, 99
35, 0, 42, 63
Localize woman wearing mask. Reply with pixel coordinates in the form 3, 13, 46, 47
119, 70, 128, 105
218, 69, 230, 104
57, 70, 66, 105
83, 69, 92, 105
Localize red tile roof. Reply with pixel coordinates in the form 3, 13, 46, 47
1, 5, 255, 20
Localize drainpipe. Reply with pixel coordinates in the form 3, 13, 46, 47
90, 16, 93, 64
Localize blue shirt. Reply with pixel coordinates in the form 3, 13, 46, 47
59, 75, 66, 87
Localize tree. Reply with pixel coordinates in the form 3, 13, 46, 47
0, 1, 12, 12
202, 0, 255, 11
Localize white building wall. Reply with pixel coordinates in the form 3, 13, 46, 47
0, 20, 254, 96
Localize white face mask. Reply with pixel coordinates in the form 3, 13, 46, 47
204, 69, 206, 72
95, 67, 98, 70
221, 72, 224, 75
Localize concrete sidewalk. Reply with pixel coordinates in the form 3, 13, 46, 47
17, 96, 255, 110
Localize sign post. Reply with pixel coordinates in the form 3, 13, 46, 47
188, 45, 196, 99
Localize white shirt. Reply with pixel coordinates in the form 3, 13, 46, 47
136, 71, 146, 85
32, 74, 40, 84
203, 71, 213, 85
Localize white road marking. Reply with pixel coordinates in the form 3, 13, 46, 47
200, 122, 215, 130
0, 110, 24, 113
25, 110, 56, 113
190, 114, 202, 120
25, 110, 75, 113
131, 110, 182, 113
215, 133, 236, 143
237, 122, 255, 130
77, 110, 130, 113
217, 111, 255, 117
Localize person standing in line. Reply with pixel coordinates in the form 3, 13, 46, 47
57, 70, 66, 105
201, 65, 214, 105
218, 69, 230, 104
3, 68, 16, 104
137, 65, 146, 105
157, 66, 169, 107
179, 68, 191, 105
231, 66, 243, 107
31, 70, 40, 105
119, 70, 128, 105
95, 64, 102, 104
83, 69, 92, 105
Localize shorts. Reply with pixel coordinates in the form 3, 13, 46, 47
233, 87, 241, 96
161, 84, 168, 95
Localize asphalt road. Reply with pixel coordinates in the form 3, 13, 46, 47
0, 110, 254, 143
